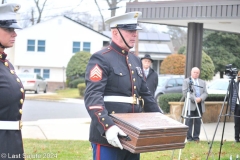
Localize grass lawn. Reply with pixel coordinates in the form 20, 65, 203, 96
23, 139, 240, 160
26, 88, 80, 100
55, 88, 80, 99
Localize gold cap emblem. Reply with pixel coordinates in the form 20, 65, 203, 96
14, 6, 20, 12
134, 13, 138, 18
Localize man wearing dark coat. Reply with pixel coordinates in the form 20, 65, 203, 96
84, 11, 162, 160
141, 54, 158, 96
0, 3, 24, 159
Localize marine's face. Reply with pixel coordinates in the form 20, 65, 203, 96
0, 27, 17, 51
119, 29, 137, 48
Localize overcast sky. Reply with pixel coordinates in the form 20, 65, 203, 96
6, 0, 168, 32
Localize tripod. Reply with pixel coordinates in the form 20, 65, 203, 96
207, 77, 240, 160
172, 78, 210, 160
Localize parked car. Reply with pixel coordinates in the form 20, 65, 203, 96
154, 75, 184, 102
207, 79, 231, 95
17, 73, 48, 94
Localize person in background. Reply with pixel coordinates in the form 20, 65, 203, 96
231, 71, 240, 143
84, 11, 162, 160
0, 3, 24, 159
141, 54, 158, 96
182, 67, 208, 142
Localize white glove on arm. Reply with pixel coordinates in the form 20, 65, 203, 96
105, 125, 126, 150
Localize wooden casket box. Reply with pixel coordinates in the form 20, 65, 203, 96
110, 112, 188, 153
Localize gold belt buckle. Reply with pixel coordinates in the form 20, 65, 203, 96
19, 120, 23, 130
133, 94, 137, 104
139, 96, 144, 109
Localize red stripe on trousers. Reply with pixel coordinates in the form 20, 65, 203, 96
97, 144, 100, 160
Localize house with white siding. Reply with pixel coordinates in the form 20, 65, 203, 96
5, 16, 110, 91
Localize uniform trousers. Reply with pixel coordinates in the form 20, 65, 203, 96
91, 143, 140, 160
186, 103, 202, 141
235, 104, 240, 141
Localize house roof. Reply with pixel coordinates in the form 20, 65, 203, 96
131, 43, 172, 54
64, 16, 111, 39
102, 31, 171, 41
126, 0, 240, 34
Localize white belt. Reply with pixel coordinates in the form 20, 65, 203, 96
0, 120, 22, 130
104, 96, 139, 105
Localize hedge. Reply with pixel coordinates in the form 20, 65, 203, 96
158, 93, 226, 113
77, 83, 86, 97
69, 78, 85, 88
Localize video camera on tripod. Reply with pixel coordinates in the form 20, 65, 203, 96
225, 64, 238, 79
224, 64, 238, 112
188, 77, 194, 93
207, 64, 240, 159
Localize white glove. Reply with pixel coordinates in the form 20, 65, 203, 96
105, 125, 126, 150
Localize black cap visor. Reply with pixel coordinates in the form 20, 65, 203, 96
0, 20, 21, 29
112, 24, 142, 30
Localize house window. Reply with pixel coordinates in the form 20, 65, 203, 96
83, 42, 91, 52
43, 69, 50, 79
34, 69, 41, 76
38, 40, 45, 52
27, 39, 35, 51
72, 42, 80, 53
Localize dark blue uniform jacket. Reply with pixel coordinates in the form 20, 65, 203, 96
0, 52, 24, 159
84, 41, 160, 146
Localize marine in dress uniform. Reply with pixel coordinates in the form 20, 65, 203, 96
84, 12, 162, 160
0, 3, 24, 160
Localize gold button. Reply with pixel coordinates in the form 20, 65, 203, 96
112, 111, 115, 114
127, 56, 128, 59
102, 118, 105, 121
20, 88, 24, 93
0, 54, 2, 58
19, 109, 22, 114
132, 70, 134, 74
16, 78, 20, 82
134, 94, 136, 97
133, 78, 136, 82
106, 124, 108, 127
134, 86, 136, 90
98, 113, 101, 116
10, 70, 15, 74
4, 62, 8, 66
122, 50, 125, 54
20, 99, 23, 104
120, 73, 122, 76
108, 48, 110, 50
129, 64, 131, 67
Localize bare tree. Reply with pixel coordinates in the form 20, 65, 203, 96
95, 0, 134, 31
94, 0, 105, 31
63, 10, 95, 28
2, 0, 4, 4
33, 0, 48, 24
